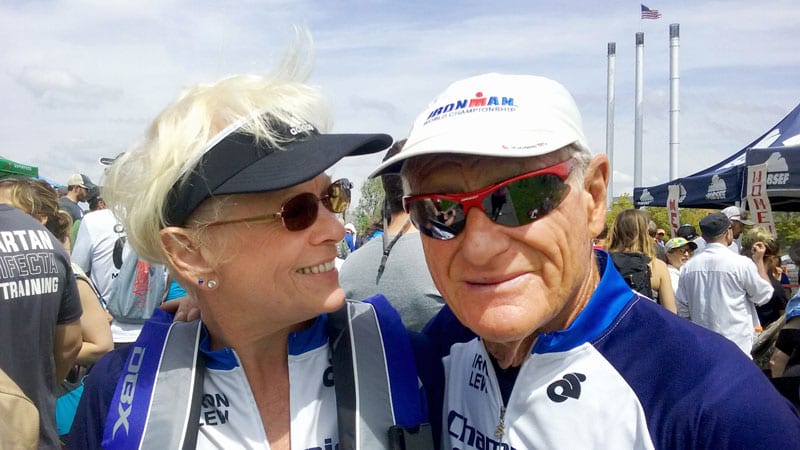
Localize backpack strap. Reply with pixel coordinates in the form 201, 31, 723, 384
327, 296, 433, 449
102, 311, 204, 450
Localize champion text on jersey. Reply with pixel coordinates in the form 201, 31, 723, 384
448, 410, 518, 450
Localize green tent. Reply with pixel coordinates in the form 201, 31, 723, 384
0, 157, 38, 178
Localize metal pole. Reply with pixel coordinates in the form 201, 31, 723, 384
634, 32, 644, 189
669, 24, 680, 180
606, 42, 616, 207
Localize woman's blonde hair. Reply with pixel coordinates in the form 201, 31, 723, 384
607, 209, 656, 260
741, 226, 779, 256
0, 177, 72, 241
103, 36, 331, 263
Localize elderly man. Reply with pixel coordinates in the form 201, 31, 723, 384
373, 73, 800, 448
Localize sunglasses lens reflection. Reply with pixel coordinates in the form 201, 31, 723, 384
282, 179, 351, 231
409, 173, 570, 241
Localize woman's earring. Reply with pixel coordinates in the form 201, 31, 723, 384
198, 279, 218, 289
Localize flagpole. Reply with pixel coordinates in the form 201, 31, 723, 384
606, 42, 616, 207
669, 23, 680, 181
634, 32, 644, 190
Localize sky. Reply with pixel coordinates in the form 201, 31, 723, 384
1, 0, 799, 208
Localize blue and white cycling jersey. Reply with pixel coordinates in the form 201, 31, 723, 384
427, 250, 800, 449
194, 317, 337, 449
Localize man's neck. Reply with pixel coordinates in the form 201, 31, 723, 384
387, 212, 416, 235
65, 192, 80, 203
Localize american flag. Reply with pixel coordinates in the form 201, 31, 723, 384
641, 4, 662, 19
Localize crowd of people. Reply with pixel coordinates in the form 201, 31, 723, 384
2, 41, 800, 450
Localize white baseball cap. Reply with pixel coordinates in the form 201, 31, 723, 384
721, 206, 755, 226
371, 73, 589, 176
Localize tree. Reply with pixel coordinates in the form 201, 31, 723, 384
347, 177, 384, 236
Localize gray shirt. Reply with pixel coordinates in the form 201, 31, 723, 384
339, 233, 444, 331
0, 205, 81, 447
58, 197, 83, 222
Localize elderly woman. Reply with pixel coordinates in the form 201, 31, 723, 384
68, 60, 435, 449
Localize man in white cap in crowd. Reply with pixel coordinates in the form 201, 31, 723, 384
721, 205, 755, 254
344, 222, 358, 252
59, 173, 96, 222
372, 73, 800, 448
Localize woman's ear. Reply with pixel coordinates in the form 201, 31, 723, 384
160, 227, 214, 283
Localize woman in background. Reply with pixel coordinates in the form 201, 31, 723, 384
664, 237, 697, 295
607, 209, 677, 313
741, 227, 787, 329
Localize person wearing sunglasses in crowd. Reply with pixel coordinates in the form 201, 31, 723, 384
68, 50, 438, 449
663, 237, 697, 295
372, 73, 800, 448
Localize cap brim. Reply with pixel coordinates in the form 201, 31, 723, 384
215, 133, 391, 194
165, 132, 391, 226
369, 131, 584, 178
735, 219, 755, 226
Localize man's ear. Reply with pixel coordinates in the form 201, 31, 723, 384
583, 154, 609, 238
160, 227, 214, 283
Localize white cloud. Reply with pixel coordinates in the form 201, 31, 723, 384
0, 0, 797, 203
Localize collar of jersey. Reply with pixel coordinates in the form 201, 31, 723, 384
532, 249, 633, 354
199, 314, 329, 370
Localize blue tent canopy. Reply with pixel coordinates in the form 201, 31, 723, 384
634, 102, 800, 211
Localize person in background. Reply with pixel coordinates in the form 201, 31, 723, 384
344, 222, 358, 251
340, 139, 445, 331
648, 220, 667, 263
677, 223, 704, 253
664, 237, 697, 295
721, 205, 754, 254
0, 177, 83, 448
72, 174, 149, 346
771, 292, 800, 378
676, 213, 774, 357
69, 48, 436, 449
607, 209, 677, 313
0, 367, 40, 449
59, 173, 96, 223
0, 177, 114, 441
741, 226, 787, 329
372, 72, 800, 448
655, 228, 666, 245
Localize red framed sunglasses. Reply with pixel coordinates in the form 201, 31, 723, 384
403, 159, 574, 240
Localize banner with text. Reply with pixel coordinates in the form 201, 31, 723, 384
667, 184, 681, 238
746, 163, 776, 236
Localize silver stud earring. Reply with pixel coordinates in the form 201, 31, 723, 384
207, 280, 218, 289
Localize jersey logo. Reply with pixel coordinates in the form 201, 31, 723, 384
546, 373, 586, 403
